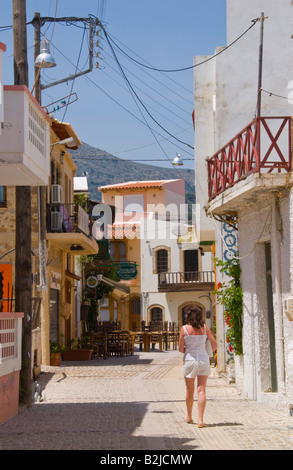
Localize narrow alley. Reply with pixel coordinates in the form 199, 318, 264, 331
0, 349, 292, 451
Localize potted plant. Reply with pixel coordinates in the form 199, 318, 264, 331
50, 341, 62, 366
61, 336, 93, 361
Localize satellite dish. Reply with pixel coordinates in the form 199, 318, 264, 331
171, 224, 188, 236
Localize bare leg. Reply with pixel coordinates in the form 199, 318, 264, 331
185, 377, 195, 422
197, 375, 208, 426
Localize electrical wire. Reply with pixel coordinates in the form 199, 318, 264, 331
100, 60, 193, 129
261, 88, 291, 101
102, 27, 194, 150
106, 32, 193, 100
49, 39, 194, 159
104, 18, 259, 73
61, 24, 87, 121
102, 50, 192, 121
97, 29, 194, 188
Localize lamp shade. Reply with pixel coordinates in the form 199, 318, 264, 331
172, 153, 183, 166
35, 38, 56, 68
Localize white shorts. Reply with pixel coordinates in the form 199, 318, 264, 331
183, 359, 211, 378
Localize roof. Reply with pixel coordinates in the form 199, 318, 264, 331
98, 179, 181, 192
51, 119, 82, 150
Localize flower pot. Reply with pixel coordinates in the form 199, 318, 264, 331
50, 352, 61, 366
62, 349, 93, 361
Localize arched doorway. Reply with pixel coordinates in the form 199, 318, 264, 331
129, 296, 141, 331
180, 303, 204, 326
147, 305, 165, 325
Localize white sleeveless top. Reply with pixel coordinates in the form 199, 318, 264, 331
183, 325, 209, 362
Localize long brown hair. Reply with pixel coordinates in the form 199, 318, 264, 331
185, 305, 204, 329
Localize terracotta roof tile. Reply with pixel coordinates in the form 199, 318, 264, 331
98, 179, 179, 192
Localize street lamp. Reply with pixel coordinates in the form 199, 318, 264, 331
172, 153, 183, 166
34, 38, 56, 68
50, 137, 77, 147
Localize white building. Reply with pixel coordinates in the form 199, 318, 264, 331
98, 179, 215, 331
194, 0, 293, 411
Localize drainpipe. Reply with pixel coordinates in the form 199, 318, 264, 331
271, 192, 285, 389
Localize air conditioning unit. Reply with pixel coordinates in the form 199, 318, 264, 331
51, 211, 63, 231
51, 184, 63, 204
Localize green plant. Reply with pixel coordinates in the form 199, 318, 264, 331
212, 256, 243, 356
75, 193, 89, 211
79, 335, 92, 349
50, 341, 62, 354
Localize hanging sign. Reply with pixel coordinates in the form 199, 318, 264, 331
86, 275, 99, 288
116, 263, 138, 280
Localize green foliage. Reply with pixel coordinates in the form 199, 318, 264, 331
213, 256, 243, 356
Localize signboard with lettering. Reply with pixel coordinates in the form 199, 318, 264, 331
116, 263, 138, 280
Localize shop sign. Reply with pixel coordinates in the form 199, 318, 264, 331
116, 263, 137, 280
86, 275, 99, 288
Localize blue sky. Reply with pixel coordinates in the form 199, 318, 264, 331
0, 0, 227, 171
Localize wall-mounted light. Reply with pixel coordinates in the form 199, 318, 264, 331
50, 137, 77, 147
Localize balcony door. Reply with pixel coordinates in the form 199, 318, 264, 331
184, 249, 198, 281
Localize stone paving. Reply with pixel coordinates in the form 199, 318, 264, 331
0, 348, 292, 451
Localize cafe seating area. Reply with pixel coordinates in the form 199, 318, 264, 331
81, 320, 180, 360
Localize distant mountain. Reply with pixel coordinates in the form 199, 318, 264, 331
71, 143, 195, 202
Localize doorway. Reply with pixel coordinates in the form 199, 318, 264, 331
182, 304, 203, 326
49, 289, 59, 343
265, 242, 278, 392
184, 250, 198, 281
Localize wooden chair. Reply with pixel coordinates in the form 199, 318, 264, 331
92, 332, 107, 359
165, 331, 178, 350
133, 332, 145, 351
107, 332, 122, 356
118, 331, 131, 356
148, 332, 163, 352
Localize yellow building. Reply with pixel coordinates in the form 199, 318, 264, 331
0, 116, 99, 371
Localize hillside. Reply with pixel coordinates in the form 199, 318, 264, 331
71, 143, 195, 202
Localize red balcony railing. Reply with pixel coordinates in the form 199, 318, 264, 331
207, 116, 292, 199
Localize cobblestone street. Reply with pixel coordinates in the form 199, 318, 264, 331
0, 349, 292, 451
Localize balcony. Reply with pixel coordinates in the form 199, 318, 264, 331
46, 203, 99, 255
206, 116, 293, 216
158, 271, 214, 292
0, 85, 50, 185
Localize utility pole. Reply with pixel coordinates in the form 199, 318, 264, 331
32, 13, 47, 295
13, 0, 32, 407
256, 12, 265, 118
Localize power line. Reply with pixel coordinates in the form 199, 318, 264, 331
106, 32, 193, 99
102, 27, 194, 150
48, 39, 195, 159
104, 18, 259, 73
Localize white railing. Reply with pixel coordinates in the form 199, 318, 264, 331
0, 312, 23, 377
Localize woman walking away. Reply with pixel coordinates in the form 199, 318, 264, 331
179, 305, 217, 427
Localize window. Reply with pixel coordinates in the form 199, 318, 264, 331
150, 307, 163, 322
0, 186, 6, 207
131, 297, 141, 315
110, 241, 126, 262
157, 249, 168, 273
